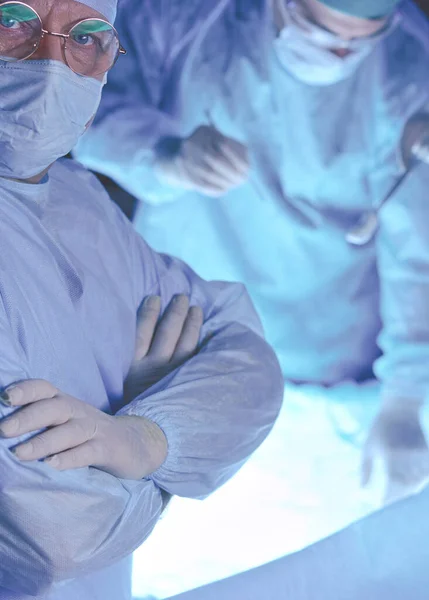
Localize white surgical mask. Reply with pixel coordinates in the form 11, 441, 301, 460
273, 0, 399, 86
0, 59, 103, 179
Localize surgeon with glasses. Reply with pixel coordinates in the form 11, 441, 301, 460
0, 1, 283, 599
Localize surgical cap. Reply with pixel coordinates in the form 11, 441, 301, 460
318, 0, 401, 19
79, 0, 117, 22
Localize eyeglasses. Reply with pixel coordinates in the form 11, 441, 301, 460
0, 1, 126, 77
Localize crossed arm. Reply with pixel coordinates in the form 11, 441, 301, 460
0, 268, 283, 597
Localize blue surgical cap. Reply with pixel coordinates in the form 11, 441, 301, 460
318, 0, 401, 18
79, 0, 117, 22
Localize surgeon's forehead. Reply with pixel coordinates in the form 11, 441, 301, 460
7, 0, 107, 21
301, 0, 388, 38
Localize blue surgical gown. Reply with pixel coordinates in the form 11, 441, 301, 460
75, 0, 429, 401
0, 158, 283, 599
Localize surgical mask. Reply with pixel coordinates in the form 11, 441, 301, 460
0, 59, 103, 179
273, 0, 399, 86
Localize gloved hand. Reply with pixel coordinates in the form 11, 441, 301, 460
361, 398, 429, 506
0, 380, 167, 480
124, 294, 204, 401
0, 295, 204, 480
155, 125, 250, 197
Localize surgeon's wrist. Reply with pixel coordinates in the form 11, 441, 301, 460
153, 137, 187, 189
154, 135, 183, 161
124, 414, 168, 475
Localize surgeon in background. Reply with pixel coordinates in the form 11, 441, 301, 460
0, 0, 283, 598
74, 0, 429, 507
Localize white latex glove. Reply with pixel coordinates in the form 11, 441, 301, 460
155, 125, 250, 197
0, 295, 204, 480
361, 398, 429, 506
0, 381, 166, 480
124, 293, 204, 401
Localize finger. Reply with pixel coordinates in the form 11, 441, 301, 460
206, 154, 248, 187
201, 140, 248, 185
213, 136, 250, 176
183, 142, 244, 189
186, 127, 247, 184
187, 159, 242, 192
203, 148, 247, 184
0, 396, 73, 438
181, 166, 229, 196
190, 166, 243, 196
194, 181, 233, 197
172, 306, 204, 364
12, 418, 92, 461
134, 296, 162, 362
44, 438, 102, 472
202, 126, 249, 175
0, 379, 58, 408
149, 295, 190, 361
45, 438, 132, 477
159, 149, 227, 194
179, 159, 229, 196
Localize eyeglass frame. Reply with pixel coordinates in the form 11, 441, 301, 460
0, 0, 127, 76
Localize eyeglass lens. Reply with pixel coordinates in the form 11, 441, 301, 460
67, 19, 120, 76
0, 2, 120, 75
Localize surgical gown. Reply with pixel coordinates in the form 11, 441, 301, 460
75, 0, 429, 401
0, 158, 283, 599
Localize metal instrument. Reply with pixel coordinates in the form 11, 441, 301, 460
346, 113, 429, 246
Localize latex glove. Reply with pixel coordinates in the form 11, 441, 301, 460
0, 380, 167, 479
361, 399, 429, 506
0, 295, 204, 479
155, 125, 250, 197
124, 294, 204, 401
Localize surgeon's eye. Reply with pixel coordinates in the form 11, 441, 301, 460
0, 5, 38, 36
0, 15, 19, 29
70, 32, 95, 46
